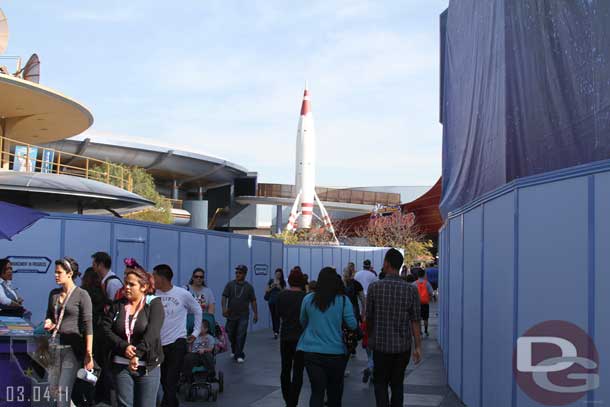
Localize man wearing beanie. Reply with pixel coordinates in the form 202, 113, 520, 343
276, 267, 307, 407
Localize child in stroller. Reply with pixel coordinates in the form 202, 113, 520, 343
183, 312, 225, 401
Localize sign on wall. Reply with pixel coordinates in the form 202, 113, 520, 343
7, 256, 52, 274
253, 264, 269, 276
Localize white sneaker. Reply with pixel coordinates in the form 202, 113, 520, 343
231, 353, 235, 358
237, 357, 245, 363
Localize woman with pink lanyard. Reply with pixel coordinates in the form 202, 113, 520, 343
102, 263, 165, 407
44, 257, 94, 407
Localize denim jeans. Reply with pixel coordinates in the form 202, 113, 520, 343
366, 348, 374, 370
372, 350, 411, 407
48, 345, 79, 407
304, 352, 348, 407
280, 340, 304, 407
112, 363, 160, 407
225, 316, 249, 359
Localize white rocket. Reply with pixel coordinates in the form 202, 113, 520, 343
286, 84, 337, 241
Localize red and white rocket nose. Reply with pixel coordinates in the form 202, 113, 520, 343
300, 86, 311, 116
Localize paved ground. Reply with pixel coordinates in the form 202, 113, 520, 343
182, 302, 465, 407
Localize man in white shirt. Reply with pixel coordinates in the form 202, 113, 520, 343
153, 264, 202, 407
92, 251, 123, 301
355, 259, 378, 296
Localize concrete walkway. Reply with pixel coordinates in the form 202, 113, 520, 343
183, 302, 465, 407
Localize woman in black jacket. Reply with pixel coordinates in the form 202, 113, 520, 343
265, 268, 286, 339
102, 266, 164, 407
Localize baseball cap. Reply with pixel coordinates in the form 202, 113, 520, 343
235, 264, 248, 273
363, 259, 371, 267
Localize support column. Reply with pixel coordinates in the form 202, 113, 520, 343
198, 186, 204, 201
172, 180, 179, 200
276, 205, 283, 234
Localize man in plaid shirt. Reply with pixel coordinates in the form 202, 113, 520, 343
366, 248, 422, 407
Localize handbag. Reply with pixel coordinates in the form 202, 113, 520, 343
341, 297, 362, 354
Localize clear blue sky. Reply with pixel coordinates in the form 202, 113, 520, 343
2, 1, 448, 186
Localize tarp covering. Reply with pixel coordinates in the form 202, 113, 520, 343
440, 0, 610, 217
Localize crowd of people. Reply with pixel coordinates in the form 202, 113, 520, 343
268, 249, 434, 407
0, 247, 436, 407
1, 253, 238, 407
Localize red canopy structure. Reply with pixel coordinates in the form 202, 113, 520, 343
339, 178, 443, 237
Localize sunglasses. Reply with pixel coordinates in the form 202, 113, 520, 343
193, 275, 204, 279
235, 271, 245, 274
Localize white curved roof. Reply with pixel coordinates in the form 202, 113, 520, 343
0, 171, 153, 210
45, 135, 250, 190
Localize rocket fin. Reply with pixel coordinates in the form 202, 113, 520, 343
286, 191, 302, 232
314, 192, 339, 244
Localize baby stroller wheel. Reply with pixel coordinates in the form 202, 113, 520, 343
218, 371, 224, 393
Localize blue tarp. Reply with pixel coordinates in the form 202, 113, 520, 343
440, 0, 610, 217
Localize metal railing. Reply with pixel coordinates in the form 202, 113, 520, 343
0, 134, 133, 191
257, 183, 401, 206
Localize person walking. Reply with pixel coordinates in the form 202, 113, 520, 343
354, 259, 377, 296
222, 264, 258, 363
153, 264, 202, 407
92, 252, 123, 302
341, 265, 369, 382
367, 248, 422, 407
91, 251, 121, 406
346, 262, 357, 279
297, 267, 357, 407
185, 268, 216, 314
342, 266, 364, 323
44, 257, 94, 407
103, 267, 164, 407
264, 268, 286, 339
415, 268, 433, 337
72, 267, 106, 407
277, 268, 307, 407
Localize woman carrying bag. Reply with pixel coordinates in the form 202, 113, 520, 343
297, 267, 357, 407
44, 257, 94, 407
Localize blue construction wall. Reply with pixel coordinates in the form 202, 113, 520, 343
283, 245, 387, 281
0, 214, 384, 333
439, 160, 610, 407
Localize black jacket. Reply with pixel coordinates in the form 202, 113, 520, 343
102, 296, 164, 368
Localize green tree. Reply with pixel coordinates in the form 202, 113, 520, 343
272, 230, 300, 245
90, 163, 173, 224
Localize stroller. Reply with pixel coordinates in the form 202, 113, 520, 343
183, 312, 226, 402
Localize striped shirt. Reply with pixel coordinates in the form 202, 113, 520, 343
366, 274, 421, 353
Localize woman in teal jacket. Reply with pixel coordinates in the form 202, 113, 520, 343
297, 267, 357, 407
